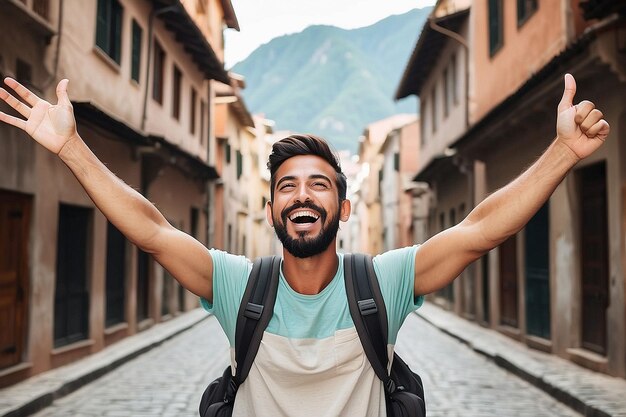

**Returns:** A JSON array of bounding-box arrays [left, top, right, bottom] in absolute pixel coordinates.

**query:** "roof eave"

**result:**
[[152, 0, 230, 84], [395, 8, 469, 100]]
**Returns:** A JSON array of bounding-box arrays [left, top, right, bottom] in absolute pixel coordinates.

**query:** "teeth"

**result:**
[[289, 210, 319, 221]]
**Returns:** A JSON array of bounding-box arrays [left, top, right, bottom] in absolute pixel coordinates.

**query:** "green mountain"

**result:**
[[231, 8, 430, 153]]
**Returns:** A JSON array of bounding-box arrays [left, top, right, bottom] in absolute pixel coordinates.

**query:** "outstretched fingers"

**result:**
[[3, 77, 40, 107], [0, 109, 27, 131], [0, 87, 31, 119]]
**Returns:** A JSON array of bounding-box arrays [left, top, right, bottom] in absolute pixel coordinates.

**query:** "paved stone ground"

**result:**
[[395, 313, 580, 417], [30, 314, 580, 417]]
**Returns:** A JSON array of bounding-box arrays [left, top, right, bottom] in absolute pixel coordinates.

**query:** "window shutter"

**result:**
[[112, 1, 123, 64], [96, 0, 109, 52]]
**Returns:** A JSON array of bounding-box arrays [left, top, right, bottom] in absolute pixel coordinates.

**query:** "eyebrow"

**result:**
[[275, 174, 333, 189]]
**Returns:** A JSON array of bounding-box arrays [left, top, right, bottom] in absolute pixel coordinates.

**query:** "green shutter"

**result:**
[[236, 150, 243, 179]]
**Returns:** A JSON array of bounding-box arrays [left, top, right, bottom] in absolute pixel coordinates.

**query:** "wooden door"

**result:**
[[525, 203, 551, 339], [499, 235, 518, 327], [55, 204, 91, 347], [579, 163, 609, 354], [105, 222, 126, 327], [136, 249, 150, 322], [0, 191, 31, 369]]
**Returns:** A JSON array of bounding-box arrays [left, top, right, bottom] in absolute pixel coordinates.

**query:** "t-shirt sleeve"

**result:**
[[373, 245, 424, 345], [200, 249, 252, 346]]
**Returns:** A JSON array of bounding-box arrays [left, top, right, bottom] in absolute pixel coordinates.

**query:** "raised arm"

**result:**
[[0, 78, 215, 301], [413, 74, 610, 296]]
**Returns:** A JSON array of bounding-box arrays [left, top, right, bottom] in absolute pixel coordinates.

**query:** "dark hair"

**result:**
[[267, 134, 347, 202]]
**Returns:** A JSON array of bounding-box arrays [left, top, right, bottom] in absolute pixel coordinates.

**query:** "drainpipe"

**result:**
[[141, 5, 178, 132], [42, 0, 64, 90], [429, 17, 470, 129]]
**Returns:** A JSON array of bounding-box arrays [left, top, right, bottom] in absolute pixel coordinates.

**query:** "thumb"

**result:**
[[56, 79, 71, 106], [558, 73, 576, 113]]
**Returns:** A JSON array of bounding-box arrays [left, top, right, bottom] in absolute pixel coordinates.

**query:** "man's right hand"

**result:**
[[0, 77, 78, 154], [1, 77, 215, 302]]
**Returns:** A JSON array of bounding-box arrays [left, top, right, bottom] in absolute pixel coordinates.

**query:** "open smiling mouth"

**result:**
[[288, 210, 320, 225]]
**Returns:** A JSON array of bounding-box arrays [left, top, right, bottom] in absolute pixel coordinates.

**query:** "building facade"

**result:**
[[397, 0, 626, 378], [0, 0, 237, 386]]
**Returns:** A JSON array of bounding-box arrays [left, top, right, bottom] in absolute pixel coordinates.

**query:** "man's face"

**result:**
[[267, 155, 350, 258]]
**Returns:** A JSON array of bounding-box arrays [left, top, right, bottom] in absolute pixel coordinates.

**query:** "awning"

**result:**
[[412, 153, 455, 183], [74, 101, 218, 180]]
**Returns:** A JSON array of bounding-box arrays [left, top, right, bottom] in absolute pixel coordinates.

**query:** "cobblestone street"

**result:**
[[29, 313, 581, 417]]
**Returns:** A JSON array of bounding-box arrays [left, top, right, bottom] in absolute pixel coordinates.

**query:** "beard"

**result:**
[[272, 202, 340, 258]]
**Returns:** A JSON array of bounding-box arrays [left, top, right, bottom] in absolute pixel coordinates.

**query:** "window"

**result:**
[[33, 0, 50, 20], [55, 204, 91, 347], [225, 143, 231, 164], [488, 0, 504, 56], [431, 87, 437, 133], [105, 222, 126, 327], [96, 0, 123, 64], [130, 20, 142, 83], [172, 65, 182, 120], [443, 67, 450, 118], [394, 152, 400, 172], [190, 88, 197, 135], [152, 40, 165, 104], [517, 0, 538, 27]]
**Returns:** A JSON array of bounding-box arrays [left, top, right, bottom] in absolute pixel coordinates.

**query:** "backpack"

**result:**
[[199, 254, 426, 417]]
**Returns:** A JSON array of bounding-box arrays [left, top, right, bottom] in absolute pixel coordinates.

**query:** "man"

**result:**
[[0, 74, 609, 416]]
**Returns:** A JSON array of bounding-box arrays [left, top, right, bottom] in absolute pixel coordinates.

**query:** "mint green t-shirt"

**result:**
[[200, 246, 424, 417], [201, 246, 423, 346]]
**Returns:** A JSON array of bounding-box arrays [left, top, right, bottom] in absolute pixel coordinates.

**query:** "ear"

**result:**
[[339, 199, 351, 222], [265, 200, 274, 227]]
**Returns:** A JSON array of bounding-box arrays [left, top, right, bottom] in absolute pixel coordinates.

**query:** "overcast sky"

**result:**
[[224, 0, 436, 68]]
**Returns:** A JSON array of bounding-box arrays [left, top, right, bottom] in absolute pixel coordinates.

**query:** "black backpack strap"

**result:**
[[344, 253, 396, 393], [233, 255, 281, 386]]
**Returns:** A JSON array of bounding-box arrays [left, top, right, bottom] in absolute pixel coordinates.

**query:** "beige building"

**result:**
[[379, 118, 419, 251], [250, 115, 278, 259], [397, 0, 626, 378], [213, 74, 254, 255], [396, 0, 472, 313], [357, 114, 416, 255], [0, 0, 237, 386]]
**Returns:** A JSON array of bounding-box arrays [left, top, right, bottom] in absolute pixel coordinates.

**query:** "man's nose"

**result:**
[[294, 184, 312, 204]]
